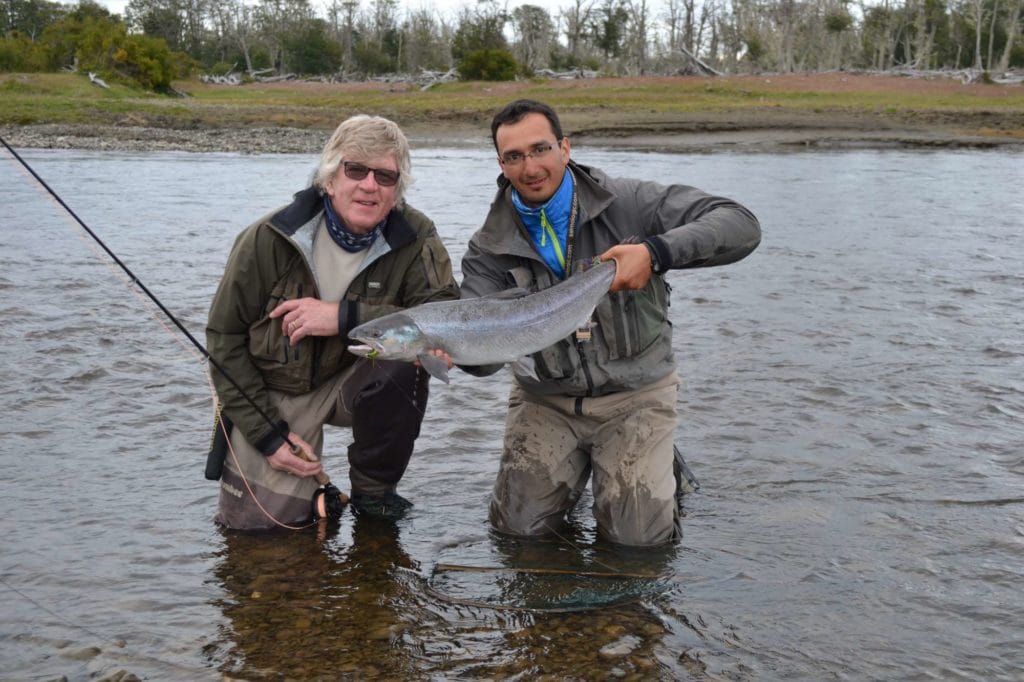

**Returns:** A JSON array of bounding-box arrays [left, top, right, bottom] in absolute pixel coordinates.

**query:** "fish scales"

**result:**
[[347, 261, 616, 378]]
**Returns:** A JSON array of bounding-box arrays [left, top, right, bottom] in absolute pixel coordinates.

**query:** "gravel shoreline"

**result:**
[[3, 122, 1022, 154]]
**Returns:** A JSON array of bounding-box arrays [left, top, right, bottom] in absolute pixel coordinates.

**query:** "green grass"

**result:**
[[2, 71, 1022, 136]]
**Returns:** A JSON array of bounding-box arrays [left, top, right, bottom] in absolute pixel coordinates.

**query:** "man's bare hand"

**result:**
[[599, 243, 653, 292], [416, 348, 454, 370], [266, 433, 322, 477], [270, 298, 340, 345]]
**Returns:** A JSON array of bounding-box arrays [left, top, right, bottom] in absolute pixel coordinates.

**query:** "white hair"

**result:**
[[313, 115, 412, 198]]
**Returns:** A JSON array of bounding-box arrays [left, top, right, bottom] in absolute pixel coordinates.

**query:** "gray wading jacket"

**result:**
[[207, 186, 459, 454], [460, 161, 761, 397]]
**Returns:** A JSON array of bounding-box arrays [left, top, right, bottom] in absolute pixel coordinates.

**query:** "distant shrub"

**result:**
[[824, 10, 853, 34], [0, 34, 50, 71], [457, 48, 517, 81], [209, 61, 235, 76], [39, 11, 192, 91], [112, 33, 192, 90], [1011, 44, 1024, 68]]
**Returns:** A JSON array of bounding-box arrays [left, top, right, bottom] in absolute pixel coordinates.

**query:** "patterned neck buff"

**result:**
[[322, 195, 383, 252]]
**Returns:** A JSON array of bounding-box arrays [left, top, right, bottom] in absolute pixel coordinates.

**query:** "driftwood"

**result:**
[[88, 71, 110, 89], [532, 68, 599, 80], [257, 73, 296, 83], [416, 68, 459, 90], [200, 73, 242, 84], [676, 46, 722, 76], [883, 67, 1024, 85], [196, 65, 1023, 89]]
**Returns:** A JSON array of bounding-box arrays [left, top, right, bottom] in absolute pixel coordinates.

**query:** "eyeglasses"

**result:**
[[342, 161, 400, 187], [499, 142, 558, 167]]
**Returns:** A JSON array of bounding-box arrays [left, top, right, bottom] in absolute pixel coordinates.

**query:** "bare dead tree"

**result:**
[[971, 0, 985, 67], [997, 0, 1023, 71], [625, 0, 651, 74], [559, 0, 596, 65], [987, 0, 1000, 70]]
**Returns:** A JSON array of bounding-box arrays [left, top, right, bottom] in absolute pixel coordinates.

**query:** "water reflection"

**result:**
[[420, 530, 686, 679], [212, 516, 417, 678], [211, 505, 685, 678], [432, 524, 677, 607]]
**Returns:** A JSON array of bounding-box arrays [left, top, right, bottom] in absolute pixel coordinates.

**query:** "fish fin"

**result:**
[[510, 356, 538, 381], [417, 353, 450, 384], [482, 287, 531, 300]]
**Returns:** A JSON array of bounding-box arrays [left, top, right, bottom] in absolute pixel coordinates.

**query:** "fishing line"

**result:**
[[2, 139, 434, 531], [0, 135, 337, 532], [0, 575, 121, 644], [542, 522, 627, 575], [0, 137, 303, 452]]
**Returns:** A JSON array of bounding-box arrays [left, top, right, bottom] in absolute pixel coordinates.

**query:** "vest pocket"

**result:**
[[250, 279, 305, 368], [593, 283, 665, 360], [531, 338, 581, 381]]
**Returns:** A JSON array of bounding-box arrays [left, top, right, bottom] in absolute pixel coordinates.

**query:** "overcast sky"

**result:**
[[77, 0, 535, 21]]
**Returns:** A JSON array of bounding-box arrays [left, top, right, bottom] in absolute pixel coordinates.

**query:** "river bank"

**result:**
[[2, 72, 1022, 153], [4, 117, 1020, 154]]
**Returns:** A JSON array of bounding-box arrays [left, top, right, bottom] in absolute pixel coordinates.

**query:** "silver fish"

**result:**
[[347, 260, 617, 383]]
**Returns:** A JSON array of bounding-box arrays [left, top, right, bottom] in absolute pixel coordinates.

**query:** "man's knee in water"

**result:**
[[594, 496, 678, 547]]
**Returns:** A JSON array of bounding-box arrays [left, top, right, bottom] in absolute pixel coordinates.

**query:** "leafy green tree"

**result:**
[[111, 32, 188, 88], [451, 2, 508, 61], [352, 36, 394, 74], [38, 0, 191, 89], [255, 0, 315, 73], [40, 1, 115, 71], [126, 0, 184, 51], [591, 0, 629, 59], [743, 30, 766, 67], [283, 19, 340, 74], [1, 0, 67, 38], [456, 47, 517, 80], [0, 32, 50, 69]]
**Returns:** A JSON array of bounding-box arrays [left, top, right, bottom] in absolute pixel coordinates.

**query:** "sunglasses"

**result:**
[[342, 161, 400, 187]]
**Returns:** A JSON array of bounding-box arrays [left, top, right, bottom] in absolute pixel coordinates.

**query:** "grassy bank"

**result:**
[[2, 71, 1023, 143]]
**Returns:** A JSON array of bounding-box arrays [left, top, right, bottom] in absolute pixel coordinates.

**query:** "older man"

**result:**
[[206, 115, 459, 529]]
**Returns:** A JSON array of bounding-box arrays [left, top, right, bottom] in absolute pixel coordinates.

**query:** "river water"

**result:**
[[1, 145, 1022, 680]]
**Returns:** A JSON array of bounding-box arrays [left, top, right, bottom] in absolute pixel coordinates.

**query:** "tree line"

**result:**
[[2, 0, 1022, 91]]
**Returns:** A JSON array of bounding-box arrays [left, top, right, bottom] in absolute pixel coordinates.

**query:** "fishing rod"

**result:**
[[0, 135, 334, 491]]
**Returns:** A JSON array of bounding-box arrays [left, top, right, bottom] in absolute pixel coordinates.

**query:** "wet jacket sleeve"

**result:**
[[206, 225, 289, 456], [626, 179, 761, 272]]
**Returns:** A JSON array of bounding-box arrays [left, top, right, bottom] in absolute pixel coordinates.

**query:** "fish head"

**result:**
[[347, 313, 425, 361]]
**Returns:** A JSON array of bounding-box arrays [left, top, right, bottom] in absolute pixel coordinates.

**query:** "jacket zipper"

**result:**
[[294, 283, 302, 362]]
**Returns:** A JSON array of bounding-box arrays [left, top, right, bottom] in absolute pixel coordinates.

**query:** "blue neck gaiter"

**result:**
[[511, 170, 574, 278]]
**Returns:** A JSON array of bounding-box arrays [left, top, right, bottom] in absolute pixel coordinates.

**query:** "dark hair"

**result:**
[[490, 99, 564, 150]]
